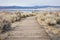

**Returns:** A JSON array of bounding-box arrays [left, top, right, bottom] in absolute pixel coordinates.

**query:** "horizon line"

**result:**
[[0, 5, 60, 6]]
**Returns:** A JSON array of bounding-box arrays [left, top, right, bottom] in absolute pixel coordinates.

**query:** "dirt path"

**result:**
[[6, 16, 51, 40]]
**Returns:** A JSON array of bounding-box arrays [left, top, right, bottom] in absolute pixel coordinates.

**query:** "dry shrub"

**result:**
[[37, 12, 60, 38], [0, 11, 21, 40], [0, 19, 4, 33], [21, 12, 37, 18], [0, 18, 11, 40], [21, 13, 28, 18], [21, 14, 26, 18], [14, 12, 21, 21], [1, 11, 21, 23]]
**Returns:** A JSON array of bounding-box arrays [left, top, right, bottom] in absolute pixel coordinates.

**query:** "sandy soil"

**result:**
[[5, 16, 51, 40]]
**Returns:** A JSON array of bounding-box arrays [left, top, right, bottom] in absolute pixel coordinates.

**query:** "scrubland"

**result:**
[[0, 10, 60, 40], [0, 11, 36, 40], [37, 11, 60, 39]]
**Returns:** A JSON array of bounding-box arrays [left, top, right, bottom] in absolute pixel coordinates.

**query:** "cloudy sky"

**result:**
[[0, 0, 60, 6]]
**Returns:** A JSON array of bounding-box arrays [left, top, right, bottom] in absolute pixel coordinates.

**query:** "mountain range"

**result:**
[[0, 6, 60, 9]]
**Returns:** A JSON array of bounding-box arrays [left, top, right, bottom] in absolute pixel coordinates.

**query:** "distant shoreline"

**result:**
[[0, 7, 60, 12]]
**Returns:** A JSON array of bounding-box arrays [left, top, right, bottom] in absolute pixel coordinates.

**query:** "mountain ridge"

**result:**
[[0, 6, 60, 9]]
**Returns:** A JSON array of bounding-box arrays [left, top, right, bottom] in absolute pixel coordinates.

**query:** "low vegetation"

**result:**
[[37, 11, 60, 39], [0, 11, 22, 40], [0, 11, 36, 40]]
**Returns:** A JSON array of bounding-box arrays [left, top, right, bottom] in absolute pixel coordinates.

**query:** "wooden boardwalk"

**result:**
[[6, 16, 51, 40]]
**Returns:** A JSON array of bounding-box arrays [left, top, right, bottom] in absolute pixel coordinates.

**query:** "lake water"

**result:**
[[0, 8, 60, 12], [0, 9, 41, 12]]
